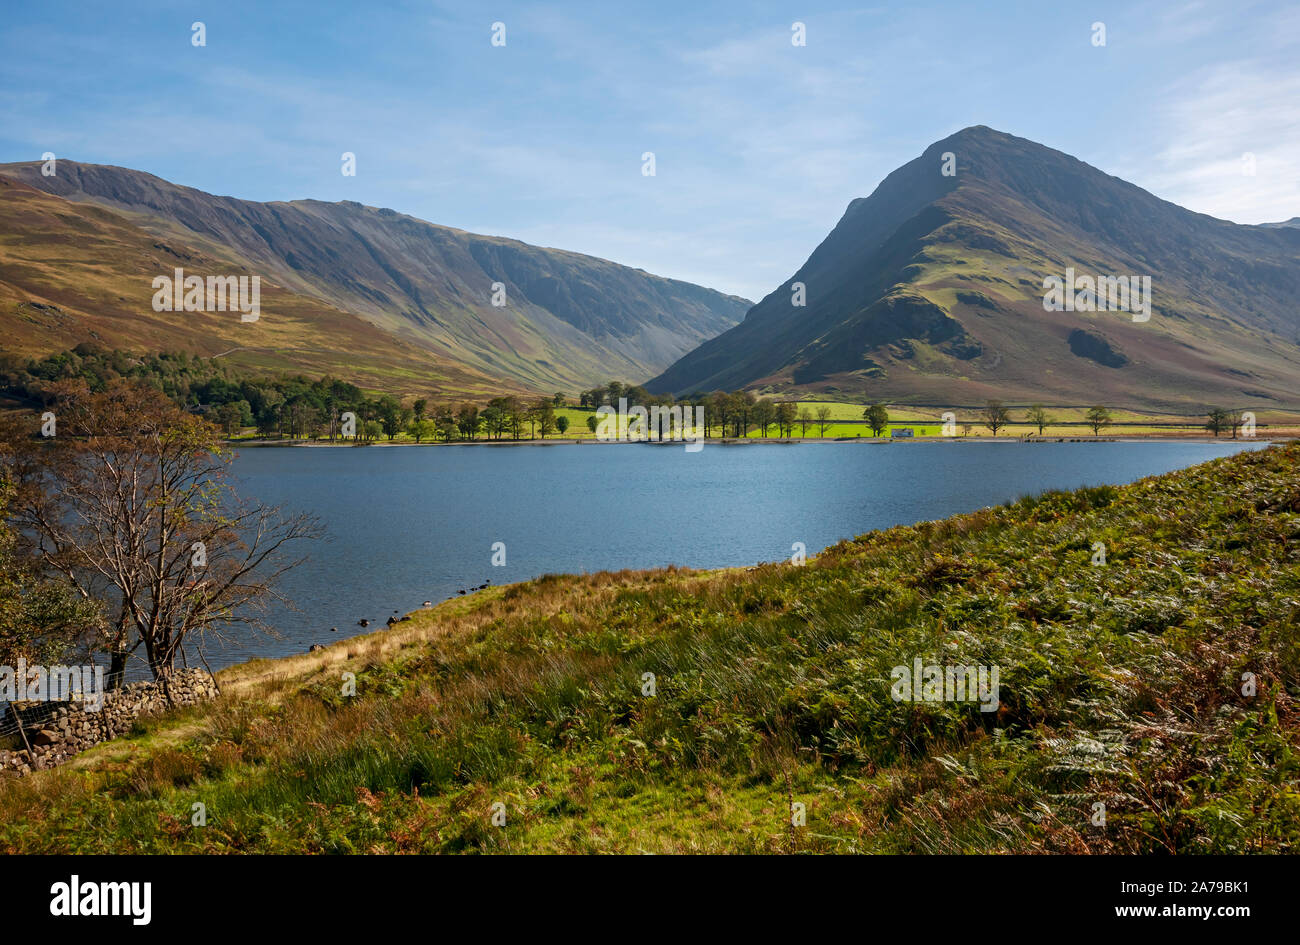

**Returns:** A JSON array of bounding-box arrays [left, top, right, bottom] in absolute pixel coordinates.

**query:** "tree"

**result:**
[[815, 405, 833, 437], [456, 404, 480, 441], [376, 394, 403, 441], [412, 399, 427, 424], [797, 407, 812, 437], [482, 401, 508, 440], [1206, 407, 1228, 437], [409, 418, 436, 443], [864, 404, 890, 437], [724, 391, 754, 437], [0, 481, 99, 668], [426, 403, 456, 442], [982, 400, 1010, 436], [752, 399, 776, 437], [1086, 405, 1112, 436], [2, 382, 320, 685], [707, 391, 730, 438], [552, 392, 566, 407], [214, 402, 242, 437], [255, 393, 282, 437], [586, 414, 598, 433], [776, 402, 797, 438], [1229, 410, 1247, 439], [282, 398, 318, 440], [556, 415, 570, 435], [505, 397, 525, 440], [1025, 404, 1051, 436], [532, 399, 556, 439]]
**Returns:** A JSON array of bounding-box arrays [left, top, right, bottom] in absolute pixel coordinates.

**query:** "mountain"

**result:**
[[649, 126, 1300, 411], [0, 174, 508, 397], [0, 161, 748, 395]]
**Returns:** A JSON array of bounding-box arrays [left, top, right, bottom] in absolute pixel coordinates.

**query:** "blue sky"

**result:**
[[2, 0, 1296, 300]]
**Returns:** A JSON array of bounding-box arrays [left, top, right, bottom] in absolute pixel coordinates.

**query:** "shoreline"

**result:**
[[228, 434, 1292, 448], [61, 430, 1292, 688]]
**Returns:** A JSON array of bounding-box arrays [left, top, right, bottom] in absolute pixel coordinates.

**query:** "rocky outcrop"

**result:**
[[0, 670, 218, 776]]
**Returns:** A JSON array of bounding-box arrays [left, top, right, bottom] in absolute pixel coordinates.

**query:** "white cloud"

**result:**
[[1119, 58, 1300, 224]]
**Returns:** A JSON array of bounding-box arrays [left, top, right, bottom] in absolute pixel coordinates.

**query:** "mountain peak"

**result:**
[[649, 129, 1300, 410]]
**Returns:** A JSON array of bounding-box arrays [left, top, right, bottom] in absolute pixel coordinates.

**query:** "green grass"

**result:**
[[2, 444, 1298, 853]]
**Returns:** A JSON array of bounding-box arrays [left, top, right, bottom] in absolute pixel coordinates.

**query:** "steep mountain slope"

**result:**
[[649, 126, 1300, 411], [0, 161, 748, 392], [0, 175, 504, 397]]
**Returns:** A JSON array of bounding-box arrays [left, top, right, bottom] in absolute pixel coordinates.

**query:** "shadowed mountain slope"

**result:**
[[650, 126, 1300, 412]]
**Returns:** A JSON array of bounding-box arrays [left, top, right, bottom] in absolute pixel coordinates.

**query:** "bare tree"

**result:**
[[815, 405, 833, 437], [982, 400, 1010, 436], [3, 381, 320, 687], [1205, 407, 1228, 437], [1025, 404, 1051, 436]]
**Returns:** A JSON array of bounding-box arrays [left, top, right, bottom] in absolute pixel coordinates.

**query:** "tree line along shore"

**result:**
[[0, 345, 1283, 445]]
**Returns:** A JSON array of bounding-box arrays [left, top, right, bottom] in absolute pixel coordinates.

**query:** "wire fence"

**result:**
[[0, 701, 68, 739], [2, 657, 125, 742], [2, 641, 222, 748]]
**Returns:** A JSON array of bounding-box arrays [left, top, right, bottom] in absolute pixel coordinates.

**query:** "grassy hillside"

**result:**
[[2, 444, 1297, 853], [0, 162, 749, 393], [0, 175, 509, 399]]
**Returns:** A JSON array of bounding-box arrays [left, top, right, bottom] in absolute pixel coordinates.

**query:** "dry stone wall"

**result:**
[[0, 670, 218, 775]]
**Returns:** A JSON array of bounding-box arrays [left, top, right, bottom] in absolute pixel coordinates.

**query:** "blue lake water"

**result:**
[[207, 439, 1266, 667]]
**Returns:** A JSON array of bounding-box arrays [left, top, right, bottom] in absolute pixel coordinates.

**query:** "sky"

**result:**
[[2, 0, 1297, 301]]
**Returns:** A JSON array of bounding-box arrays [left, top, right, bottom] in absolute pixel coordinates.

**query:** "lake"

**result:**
[[205, 439, 1265, 667]]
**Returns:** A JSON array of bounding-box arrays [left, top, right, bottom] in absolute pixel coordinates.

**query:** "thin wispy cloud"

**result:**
[[1118, 61, 1300, 224]]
